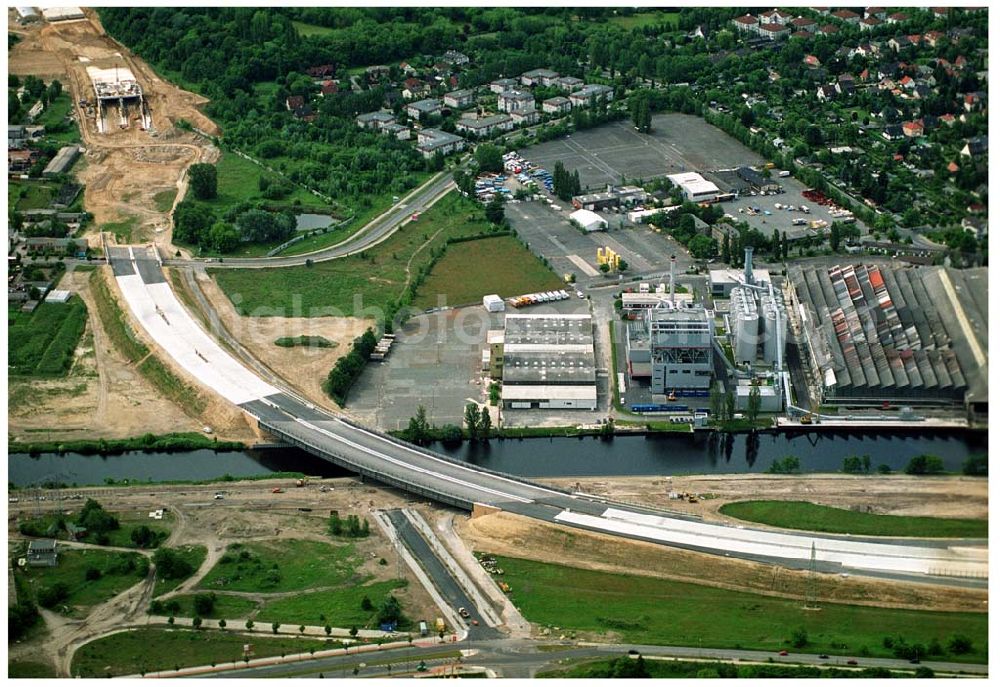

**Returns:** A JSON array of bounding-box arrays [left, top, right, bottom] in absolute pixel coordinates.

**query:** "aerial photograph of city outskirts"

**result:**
[[5, 3, 989, 680]]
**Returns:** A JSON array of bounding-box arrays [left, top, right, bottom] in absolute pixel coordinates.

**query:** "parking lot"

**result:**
[[519, 113, 765, 190]]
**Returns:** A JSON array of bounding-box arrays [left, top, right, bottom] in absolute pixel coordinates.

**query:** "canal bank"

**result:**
[[9, 429, 986, 488]]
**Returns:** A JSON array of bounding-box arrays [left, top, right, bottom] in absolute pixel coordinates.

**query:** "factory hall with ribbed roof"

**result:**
[[789, 264, 987, 418]]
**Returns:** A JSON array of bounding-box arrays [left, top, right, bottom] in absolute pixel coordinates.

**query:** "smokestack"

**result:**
[[744, 246, 754, 286], [669, 254, 676, 306]]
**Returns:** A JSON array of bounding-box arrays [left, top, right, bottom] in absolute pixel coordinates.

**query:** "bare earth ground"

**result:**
[[190, 272, 370, 411], [455, 511, 987, 618], [8, 268, 204, 443], [8, 477, 440, 677], [8, 11, 219, 248], [539, 474, 989, 522]]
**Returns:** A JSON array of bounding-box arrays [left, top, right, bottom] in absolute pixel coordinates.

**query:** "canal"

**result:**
[[9, 430, 987, 488]]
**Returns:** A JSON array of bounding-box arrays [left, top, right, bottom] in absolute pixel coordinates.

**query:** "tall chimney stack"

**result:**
[[669, 254, 676, 306], [744, 246, 754, 286]]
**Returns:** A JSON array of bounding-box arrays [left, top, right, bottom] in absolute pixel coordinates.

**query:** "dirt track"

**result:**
[[9, 11, 219, 247]]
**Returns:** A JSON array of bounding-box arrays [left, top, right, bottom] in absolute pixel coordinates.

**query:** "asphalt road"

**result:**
[[204, 637, 988, 679], [164, 170, 455, 269]]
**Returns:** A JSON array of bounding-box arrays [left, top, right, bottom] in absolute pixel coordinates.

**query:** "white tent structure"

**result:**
[[569, 208, 607, 232]]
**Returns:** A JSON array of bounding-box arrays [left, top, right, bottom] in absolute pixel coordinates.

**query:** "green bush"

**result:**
[[904, 455, 945, 475]]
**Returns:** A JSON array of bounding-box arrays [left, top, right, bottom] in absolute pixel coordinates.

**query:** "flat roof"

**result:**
[[569, 208, 606, 226], [666, 172, 720, 196], [503, 385, 597, 401], [710, 268, 771, 285]]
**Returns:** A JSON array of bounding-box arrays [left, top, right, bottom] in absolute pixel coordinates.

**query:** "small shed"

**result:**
[[483, 294, 505, 313], [45, 289, 72, 304], [27, 539, 58, 567]]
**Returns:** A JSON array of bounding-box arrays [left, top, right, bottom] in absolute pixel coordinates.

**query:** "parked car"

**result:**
[[778, 650, 789, 656]]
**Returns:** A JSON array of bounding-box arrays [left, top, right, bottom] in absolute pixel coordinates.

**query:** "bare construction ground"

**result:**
[[455, 510, 987, 616], [8, 477, 442, 677], [181, 270, 370, 411], [538, 474, 989, 522], [8, 10, 219, 247], [9, 268, 205, 443]]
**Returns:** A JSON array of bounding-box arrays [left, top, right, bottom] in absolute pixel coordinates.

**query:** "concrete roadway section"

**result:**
[[206, 637, 988, 679], [164, 171, 455, 269], [108, 247, 988, 587]]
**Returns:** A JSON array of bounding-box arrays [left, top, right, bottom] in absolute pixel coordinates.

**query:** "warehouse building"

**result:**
[[42, 145, 80, 176], [498, 314, 597, 410], [666, 172, 721, 202], [789, 263, 988, 415]]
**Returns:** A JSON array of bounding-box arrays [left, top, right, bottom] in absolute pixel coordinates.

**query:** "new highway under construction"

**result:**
[[105, 244, 988, 589]]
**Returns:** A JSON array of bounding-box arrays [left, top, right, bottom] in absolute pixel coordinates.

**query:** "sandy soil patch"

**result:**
[[539, 474, 988, 522], [192, 271, 370, 410], [455, 511, 987, 614]]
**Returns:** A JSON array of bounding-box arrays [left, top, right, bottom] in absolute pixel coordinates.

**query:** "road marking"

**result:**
[[567, 254, 600, 277]]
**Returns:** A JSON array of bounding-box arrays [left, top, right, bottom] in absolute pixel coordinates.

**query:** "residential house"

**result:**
[[920, 114, 938, 132], [511, 110, 539, 126], [415, 128, 465, 159], [8, 148, 33, 172], [732, 14, 759, 32], [497, 90, 535, 114], [882, 124, 904, 140], [402, 78, 430, 100], [886, 12, 909, 24], [758, 9, 792, 24], [443, 89, 476, 109], [521, 68, 560, 87], [293, 105, 315, 122], [963, 92, 985, 112], [860, 16, 882, 30], [931, 7, 951, 18], [306, 64, 334, 79], [489, 78, 518, 94], [901, 120, 924, 138], [554, 76, 584, 92], [406, 98, 443, 120], [455, 113, 514, 138], [382, 89, 403, 109], [356, 111, 397, 130], [8, 125, 26, 149], [924, 30, 945, 47], [865, 8, 888, 20], [816, 84, 837, 101], [399, 61, 417, 76], [947, 160, 960, 174], [803, 54, 822, 68], [961, 216, 986, 240], [320, 81, 339, 96], [285, 95, 305, 111], [836, 74, 856, 95], [791, 30, 813, 39], [850, 43, 880, 59], [442, 50, 470, 66], [758, 23, 789, 40], [939, 113, 957, 126], [832, 9, 861, 23], [382, 123, 411, 141], [817, 24, 839, 35], [27, 539, 58, 567], [569, 84, 614, 108], [960, 136, 987, 157], [789, 16, 817, 32], [542, 96, 572, 115], [365, 65, 390, 82]]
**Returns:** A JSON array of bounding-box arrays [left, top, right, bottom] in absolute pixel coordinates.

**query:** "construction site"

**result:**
[[85, 64, 150, 133]]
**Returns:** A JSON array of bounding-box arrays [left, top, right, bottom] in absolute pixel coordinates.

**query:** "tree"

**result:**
[[747, 384, 761, 425], [948, 634, 973, 655], [904, 454, 944, 475], [219, 619, 227, 630], [208, 221, 240, 253], [349, 625, 359, 638], [478, 406, 492, 439], [485, 194, 505, 225], [404, 405, 432, 444], [829, 222, 841, 252], [130, 525, 159, 548], [791, 627, 808, 648], [464, 402, 481, 440], [153, 547, 194, 580], [193, 593, 216, 616], [376, 594, 404, 626], [272, 622, 280, 634], [961, 454, 987, 476], [245, 619, 255, 631], [721, 231, 731, 264], [188, 163, 218, 200], [617, 258, 629, 272], [192, 616, 203, 629], [361, 596, 374, 612], [709, 384, 723, 419], [299, 624, 306, 634], [688, 234, 718, 260], [325, 624, 332, 637], [599, 263, 611, 274], [474, 143, 503, 173]]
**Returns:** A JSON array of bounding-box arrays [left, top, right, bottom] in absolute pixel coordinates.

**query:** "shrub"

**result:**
[[961, 454, 987, 476], [948, 635, 973, 655], [904, 454, 945, 475], [85, 566, 102, 581], [37, 582, 70, 608], [193, 593, 216, 616]]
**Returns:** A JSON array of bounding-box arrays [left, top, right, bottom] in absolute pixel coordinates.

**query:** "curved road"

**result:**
[[165, 170, 456, 269]]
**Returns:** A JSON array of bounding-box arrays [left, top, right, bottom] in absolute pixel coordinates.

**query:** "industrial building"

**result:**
[[627, 306, 714, 395], [710, 267, 771, 297], [42, 145, 80, 176], [790, 263, 988, 415], [87, 66, 147, 133], [572, 186, 647, 211], [667, 172, 721, 202], [495, 314, 597, 410]]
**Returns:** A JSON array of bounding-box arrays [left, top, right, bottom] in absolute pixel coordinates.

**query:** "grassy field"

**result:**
[[102, 215, 139, 244], [153, 189, 177, 213], [16, 548, 148, 616], [8, 300, 88, 377], [291, 20, 338, 37], [18, 510, 172, 549], [209, 151, 320, 210], [605, 10, 679, 30], [161, 593, 259, 620], [719, 501, 988, 539], [489, 556, 988, 662], [71, 628, 335, 677], [539, 657, 920, 679], [8, 661, 58, 678], [256, 579, 407, 627], [37, 93, 82, 144], [12, 180, 58, 211], [274, 335, 335, 348], [211, 191, 491, 317], [198, 540, 362, 593], [153, 545, 208, 597], [411, 235, 563, 308]]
